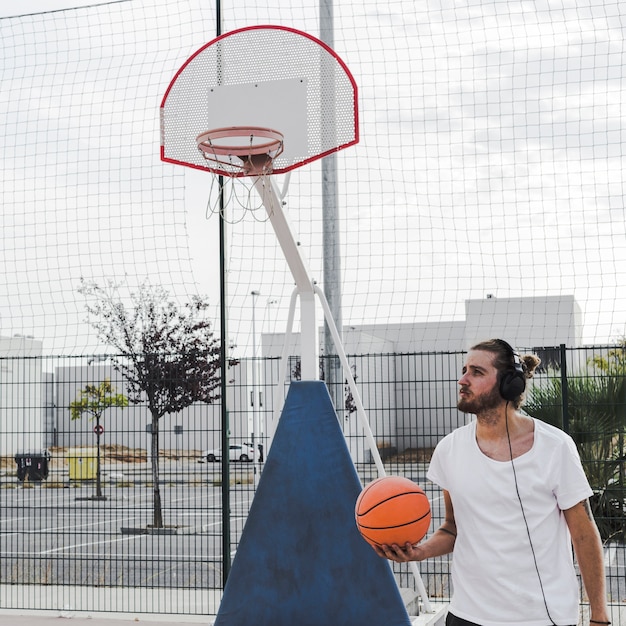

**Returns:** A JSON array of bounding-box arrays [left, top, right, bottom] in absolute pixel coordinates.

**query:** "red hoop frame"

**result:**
[[197, 126, 283, 156], [196, 126, 284, 176]]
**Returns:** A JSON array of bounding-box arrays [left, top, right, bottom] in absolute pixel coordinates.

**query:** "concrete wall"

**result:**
[[53, 361, 255, 455]]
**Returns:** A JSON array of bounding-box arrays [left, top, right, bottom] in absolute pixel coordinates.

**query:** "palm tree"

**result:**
[[526, 354, 625, 542]]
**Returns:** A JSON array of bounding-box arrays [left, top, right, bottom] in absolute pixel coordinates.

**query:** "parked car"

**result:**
[[200, 443, 255, 463]]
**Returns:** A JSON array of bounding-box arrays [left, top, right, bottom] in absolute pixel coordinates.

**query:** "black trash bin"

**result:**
[[14, 450, 51, 482]]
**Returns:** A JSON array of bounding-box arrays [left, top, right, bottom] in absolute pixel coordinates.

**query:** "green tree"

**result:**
[[70, 378, 128, 499], [526, 354, 626, 542], [79, 278, 227, 528]]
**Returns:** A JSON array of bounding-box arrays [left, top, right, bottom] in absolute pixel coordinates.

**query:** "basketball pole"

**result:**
[[160, 21, 363, 601], [252, 177, 433, 614], [215, 0, 232, 584], [252, 177, 318, 380], [320, 0, 344, 428]]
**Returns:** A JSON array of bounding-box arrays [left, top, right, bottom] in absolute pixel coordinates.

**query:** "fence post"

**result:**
[[559, 344, 569, 434]]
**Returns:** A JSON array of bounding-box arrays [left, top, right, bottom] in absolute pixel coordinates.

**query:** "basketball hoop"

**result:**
[[161, 25, 359, 221], [197, 126, 284, 222], [196, 126, 284, 177]]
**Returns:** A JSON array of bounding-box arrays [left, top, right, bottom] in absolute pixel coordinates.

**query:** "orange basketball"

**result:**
[[355, 476, 431, 548]]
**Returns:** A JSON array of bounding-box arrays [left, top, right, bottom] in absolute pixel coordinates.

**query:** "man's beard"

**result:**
[[457, 384, 502, 415]]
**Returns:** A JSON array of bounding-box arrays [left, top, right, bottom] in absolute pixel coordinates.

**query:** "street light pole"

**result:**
[[251, 290, 260, 485]]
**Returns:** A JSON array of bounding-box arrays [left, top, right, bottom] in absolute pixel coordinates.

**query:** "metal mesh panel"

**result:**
[[160, 26, 358, 174]]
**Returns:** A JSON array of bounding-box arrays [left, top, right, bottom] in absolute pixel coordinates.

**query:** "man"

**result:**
[[375, 339, 610, 626]]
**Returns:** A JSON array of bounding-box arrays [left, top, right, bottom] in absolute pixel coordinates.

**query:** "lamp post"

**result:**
[[250, 290, 260, 484]]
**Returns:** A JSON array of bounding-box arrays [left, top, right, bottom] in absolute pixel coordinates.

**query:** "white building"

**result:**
[[1, 295, 584, 460], [0, 335, 44, 457], [260, 295, 583, 457], [261, 294, 583, 357]]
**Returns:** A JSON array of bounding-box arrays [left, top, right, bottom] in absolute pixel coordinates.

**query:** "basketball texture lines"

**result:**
[[355, 476, 431, 548]]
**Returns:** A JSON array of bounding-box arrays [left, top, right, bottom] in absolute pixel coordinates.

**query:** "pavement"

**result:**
[[0, 614, 209, 626], [0, 609, 451, 626], [0, 582, 450, 626]]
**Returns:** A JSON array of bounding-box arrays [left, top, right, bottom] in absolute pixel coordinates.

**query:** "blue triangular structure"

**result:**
[[214, 381, 412, 626]]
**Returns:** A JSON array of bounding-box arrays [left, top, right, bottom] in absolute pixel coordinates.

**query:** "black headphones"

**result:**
[[498, 339, 555, 624], [497, 339, 526, 401]]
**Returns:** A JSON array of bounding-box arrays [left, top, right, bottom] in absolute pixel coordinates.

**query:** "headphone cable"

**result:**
[[505, 404, 557, 626]]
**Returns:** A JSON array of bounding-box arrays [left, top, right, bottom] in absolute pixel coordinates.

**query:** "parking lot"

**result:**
[[0, 459, 436, 589], [0, 459, 624, 618], [0, 460, 253, 591]]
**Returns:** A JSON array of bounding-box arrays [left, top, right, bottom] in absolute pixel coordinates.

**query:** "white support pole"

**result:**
[[252, 177, 318, 379], [270, 288, 299, 440], [314, 284, 434, 614], [313, 285, 384, 474], [253, 177, 433, 613], [299, 290, 318, 380], [252, 178, 313, 294]]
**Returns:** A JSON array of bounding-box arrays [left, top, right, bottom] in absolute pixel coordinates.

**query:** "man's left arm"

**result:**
[[564, 500, 610, 625]]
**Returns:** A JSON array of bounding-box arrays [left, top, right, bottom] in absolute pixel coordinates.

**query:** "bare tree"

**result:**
[[79, 278, 225, 528]]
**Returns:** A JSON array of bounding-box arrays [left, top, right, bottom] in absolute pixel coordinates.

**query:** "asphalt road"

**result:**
[[1, 460, 255, 590], [0, 460, 623, 615], [0, 460, 436, 589]]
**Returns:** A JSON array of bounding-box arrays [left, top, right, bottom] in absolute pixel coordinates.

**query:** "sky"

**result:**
[[0, 0, 125, 18], [1, 0, 625, 355]]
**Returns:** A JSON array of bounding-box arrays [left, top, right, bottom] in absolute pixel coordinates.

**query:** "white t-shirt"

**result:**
[[427, 418, 592, 626]]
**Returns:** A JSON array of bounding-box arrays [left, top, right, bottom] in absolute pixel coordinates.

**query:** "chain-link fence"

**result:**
[[0, 347, 624, 617]]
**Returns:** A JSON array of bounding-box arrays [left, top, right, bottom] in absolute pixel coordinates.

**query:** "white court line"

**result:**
[[33, 515, 236, 556], [3, 488, 240, 559], [9, 514, 140, 535], [39, 551, 214, 560], [604, 544, 617, 567], [40, 532, 145, 554], [0, 516, 29, 525]]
